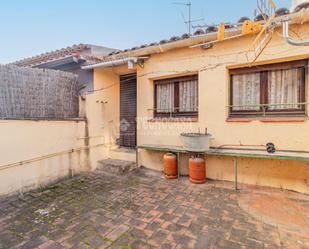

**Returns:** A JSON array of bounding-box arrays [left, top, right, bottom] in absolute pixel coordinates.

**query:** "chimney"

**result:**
[[291, 0, 309, 11]]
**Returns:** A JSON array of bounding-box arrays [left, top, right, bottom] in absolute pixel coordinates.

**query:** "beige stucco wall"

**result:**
[[0, 119, 104, 196], [93, 23, 309, 193], [85, 66, 137, 162]]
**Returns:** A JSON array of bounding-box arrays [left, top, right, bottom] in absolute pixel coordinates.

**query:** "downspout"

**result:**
[[282, 17, 309, 46]]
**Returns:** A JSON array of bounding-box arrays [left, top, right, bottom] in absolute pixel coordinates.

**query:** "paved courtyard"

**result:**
[[0, 168, 308, 249]]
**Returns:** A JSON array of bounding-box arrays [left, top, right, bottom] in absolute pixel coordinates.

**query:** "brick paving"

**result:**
[[0, 168, 308, 249]]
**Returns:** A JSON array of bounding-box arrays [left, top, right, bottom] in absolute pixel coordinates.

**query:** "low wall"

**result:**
[[138, 150, 309, 194], [206, 156, 309, 193], [0, 119, 105, 196]]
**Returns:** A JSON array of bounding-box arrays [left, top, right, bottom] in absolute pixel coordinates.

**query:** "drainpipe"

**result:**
[[81, 57, 147, 70], [282, 17, 309, 46]]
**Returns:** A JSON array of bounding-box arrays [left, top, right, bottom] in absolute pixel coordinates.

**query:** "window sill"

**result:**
[[259, 117, 307, 122], [226, 118, 253, 122], [148, 117, 198, 123], [226, 117, 307, 123]]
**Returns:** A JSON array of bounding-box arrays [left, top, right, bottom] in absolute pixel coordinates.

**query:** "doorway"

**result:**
[[119, 74, 137, 148]]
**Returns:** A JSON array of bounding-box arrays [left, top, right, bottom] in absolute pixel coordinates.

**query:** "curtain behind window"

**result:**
[[232, 73, 260, 111], [268, 68, 302, 110], [179, 79, 198, 112], [156, 83, 174, 113]]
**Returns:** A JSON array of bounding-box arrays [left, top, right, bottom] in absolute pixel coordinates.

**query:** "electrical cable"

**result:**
[[82, 28, 309, 95]]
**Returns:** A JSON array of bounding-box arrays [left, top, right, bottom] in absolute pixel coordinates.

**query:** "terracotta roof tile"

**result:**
[[105, 5, 295, 58], [12, 44, 112, 67], [14, 5, 298, 68], [13, 44, 90, 66]]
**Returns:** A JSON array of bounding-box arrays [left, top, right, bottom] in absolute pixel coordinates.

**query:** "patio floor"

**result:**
[[0, 168, 308, 249]]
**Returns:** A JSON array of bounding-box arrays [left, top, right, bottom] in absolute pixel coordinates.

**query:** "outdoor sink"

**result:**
[[180, 132, 212, 152]]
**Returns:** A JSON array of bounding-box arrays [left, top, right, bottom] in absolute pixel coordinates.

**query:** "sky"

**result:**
[[0, 0, 291, 64]]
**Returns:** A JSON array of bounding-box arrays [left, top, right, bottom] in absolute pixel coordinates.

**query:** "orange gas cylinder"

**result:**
[[163, 153, 178, 179], [189, 157, 206, 184]]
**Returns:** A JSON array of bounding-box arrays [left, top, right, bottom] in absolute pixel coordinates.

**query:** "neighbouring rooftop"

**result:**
[[12, 44, 117, 67]]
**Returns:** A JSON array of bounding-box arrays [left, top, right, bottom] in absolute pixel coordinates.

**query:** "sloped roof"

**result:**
[[12, 4, 309, 69], [12, 44, 116, 67], [96, 6, 309, 65]]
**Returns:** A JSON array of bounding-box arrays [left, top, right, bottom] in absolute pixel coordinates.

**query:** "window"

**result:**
[[154, 75, 198, 118], [229, 60, 307, 117]]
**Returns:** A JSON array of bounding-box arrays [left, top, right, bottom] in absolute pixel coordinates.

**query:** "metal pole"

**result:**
[[227, 102, 309, 109], [136, 147, 139, 169], [234, 157, 238, 191], [177, 152, 180, 179], [204, 154, 207, 182], [188, 1, 191, 35]]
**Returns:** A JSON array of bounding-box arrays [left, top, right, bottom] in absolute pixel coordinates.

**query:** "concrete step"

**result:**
[[109, 147, 136, 162], [97, 159, 137, 175]]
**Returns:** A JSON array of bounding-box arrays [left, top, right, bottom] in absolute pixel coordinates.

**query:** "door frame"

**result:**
[[119, 73, 137, 148]]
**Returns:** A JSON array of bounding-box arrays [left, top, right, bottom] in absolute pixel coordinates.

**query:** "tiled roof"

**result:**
[[105, 6, 294, 58], [12, 3, 309, 68], [80, 54, 107, 64], [12, 44, 113, 67]]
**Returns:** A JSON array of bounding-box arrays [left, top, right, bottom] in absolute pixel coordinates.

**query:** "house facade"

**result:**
[[83, 9, 309, 194]]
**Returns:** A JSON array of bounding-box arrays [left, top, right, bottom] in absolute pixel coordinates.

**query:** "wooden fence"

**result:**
[[0, 65, 79, 119]]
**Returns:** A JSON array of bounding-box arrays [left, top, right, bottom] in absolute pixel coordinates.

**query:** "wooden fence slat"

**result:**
[[0, 65, 79, 119]]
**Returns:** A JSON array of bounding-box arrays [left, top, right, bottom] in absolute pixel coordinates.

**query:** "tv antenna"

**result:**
[[173, 1, 203, 35], [246, 0, 277, 65]]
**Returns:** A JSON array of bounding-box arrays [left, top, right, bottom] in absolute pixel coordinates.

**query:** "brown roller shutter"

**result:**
[[119, 74, 137, 148]]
